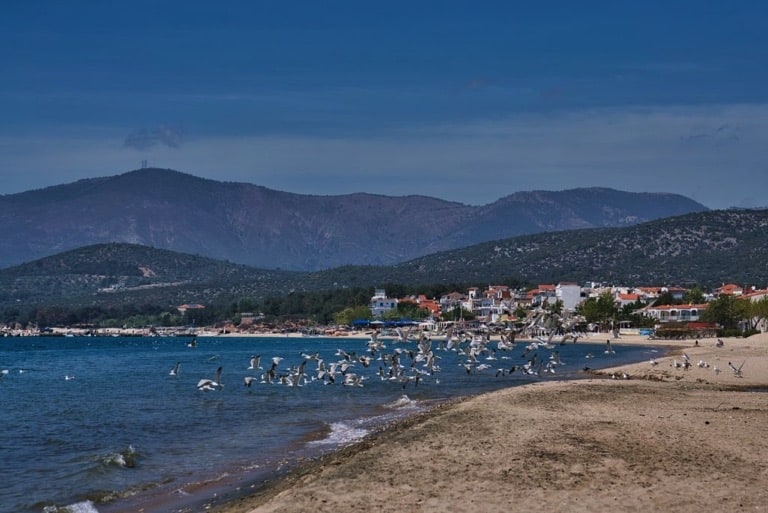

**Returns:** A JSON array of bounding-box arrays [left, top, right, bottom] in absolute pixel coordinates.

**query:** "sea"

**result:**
[[0, 334, 661, 513]]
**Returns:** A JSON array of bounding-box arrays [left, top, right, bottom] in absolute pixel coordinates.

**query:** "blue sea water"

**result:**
[[0, 335, 661, 513]]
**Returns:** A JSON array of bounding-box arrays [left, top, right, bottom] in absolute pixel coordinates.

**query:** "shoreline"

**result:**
[[207, 332, 768, 513]]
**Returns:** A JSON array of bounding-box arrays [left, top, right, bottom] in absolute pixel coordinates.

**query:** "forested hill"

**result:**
[[0, 208, 766, 314]]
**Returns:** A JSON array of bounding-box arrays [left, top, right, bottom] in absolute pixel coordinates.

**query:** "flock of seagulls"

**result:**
[[181, 327, 610, 393], [658, 349, 746, 378], [0, 333, 750, 388]]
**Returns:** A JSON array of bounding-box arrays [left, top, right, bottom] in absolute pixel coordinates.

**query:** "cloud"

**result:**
[[124, 124, 183, 151], [680, 124, 741, 146]]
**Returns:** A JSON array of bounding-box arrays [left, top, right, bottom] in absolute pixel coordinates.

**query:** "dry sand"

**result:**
[[212, 333, 768, 513]]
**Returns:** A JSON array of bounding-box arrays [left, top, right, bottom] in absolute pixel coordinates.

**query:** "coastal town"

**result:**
[[5, 280, 767, 339]]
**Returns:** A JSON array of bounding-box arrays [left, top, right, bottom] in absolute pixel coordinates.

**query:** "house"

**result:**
[[370, 289, 397, 318], [717, 283, 744, 296], [615, 293, 642, 308], [439, 291, 466, 313], [742, 287, 768, 302], [177, 303, 205, 314], [416, 296, 441, 317], [527, 284, 557, 307]]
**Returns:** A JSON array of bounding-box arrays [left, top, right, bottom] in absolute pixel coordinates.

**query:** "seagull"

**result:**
[[0, 369, 8, 378], [262, 362, 278, 383], [728, 361, 745, 377], [248, 355, 262, 370], [197, 366, 223, 391], [169, 362, 180, 376], [649, 358, 659, 366], [244, 376, 257, 387]]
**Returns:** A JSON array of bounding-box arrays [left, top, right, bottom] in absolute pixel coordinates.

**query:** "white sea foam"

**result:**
[[309, 421, 370, 447], [43, 500, 101, 513], [385, 394, 419, 410]]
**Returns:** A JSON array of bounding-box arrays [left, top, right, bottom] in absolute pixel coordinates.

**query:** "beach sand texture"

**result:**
[[213, 333, 768, 513]]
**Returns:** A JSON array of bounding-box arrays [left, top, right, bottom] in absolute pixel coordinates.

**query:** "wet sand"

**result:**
[[210, 333, 768, 513]]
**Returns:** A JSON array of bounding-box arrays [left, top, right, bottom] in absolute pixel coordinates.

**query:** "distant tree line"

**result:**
[[0, 281, 486, 329]]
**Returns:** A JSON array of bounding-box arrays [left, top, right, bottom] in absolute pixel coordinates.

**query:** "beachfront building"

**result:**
[[640, 303, 709, 323], [555, 282, 582, 311], [370, 289, 397, 318]]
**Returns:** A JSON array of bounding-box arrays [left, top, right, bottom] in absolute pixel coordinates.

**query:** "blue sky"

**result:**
[[1, 1, 766, 209]]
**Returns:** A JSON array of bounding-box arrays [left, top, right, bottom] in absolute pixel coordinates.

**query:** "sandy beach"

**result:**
[[211, 333, 768, 513]]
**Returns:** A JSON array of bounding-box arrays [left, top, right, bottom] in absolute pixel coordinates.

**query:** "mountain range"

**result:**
[[0, 168, 707, 271]]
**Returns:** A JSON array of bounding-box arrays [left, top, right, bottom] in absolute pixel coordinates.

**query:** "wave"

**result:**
[[308, 395, 427, 448], [98, 444, 138, 469], [384, 393, 421, 410], [308, 420, 370, 447], [43, 500, 100, 513]]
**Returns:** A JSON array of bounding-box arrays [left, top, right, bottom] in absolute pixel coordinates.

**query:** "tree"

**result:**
[[683, 287, 706, 304], [744, 296, 768, 331], [577, 291, 618, 327], [442, 306, 475, 321], [513, 304, 528, 320], [333, 305, 372, 326], [652, 291, 679, 307], [700, 294, 748, 331]]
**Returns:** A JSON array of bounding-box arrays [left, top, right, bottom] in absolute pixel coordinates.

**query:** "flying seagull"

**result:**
[[169, 362, 180, 376], [728, 361, 745, 377], [197, 366, 223, 391]]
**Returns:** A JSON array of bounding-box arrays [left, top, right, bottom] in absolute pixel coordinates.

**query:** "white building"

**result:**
[[556, 282, 582, 311], [370, 289, 397, 318]]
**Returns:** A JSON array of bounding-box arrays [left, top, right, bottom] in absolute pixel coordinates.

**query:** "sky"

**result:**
[[1, 1, 767, 210]]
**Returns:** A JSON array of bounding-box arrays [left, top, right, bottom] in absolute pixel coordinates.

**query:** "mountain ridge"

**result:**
[[0, 168, 708, 270]]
